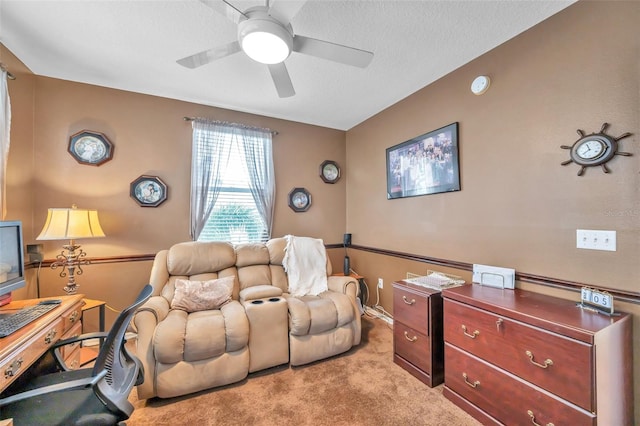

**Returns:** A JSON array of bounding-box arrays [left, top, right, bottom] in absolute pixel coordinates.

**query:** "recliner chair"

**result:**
[[133, 238, 361, 400]]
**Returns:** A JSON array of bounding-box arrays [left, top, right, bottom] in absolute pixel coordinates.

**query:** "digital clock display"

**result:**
[[580, 287, 614, 314]]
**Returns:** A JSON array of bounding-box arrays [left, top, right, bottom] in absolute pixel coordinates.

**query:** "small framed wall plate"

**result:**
[[320, 160, 341, 184], [578, 286, 614, 315], [288, 187, 311, 212], [68, 130, 114, 166], [130, 175, 168, 207]]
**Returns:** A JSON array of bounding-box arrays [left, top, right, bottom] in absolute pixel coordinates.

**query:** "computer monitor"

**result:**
[[0, 220, 26, 298]]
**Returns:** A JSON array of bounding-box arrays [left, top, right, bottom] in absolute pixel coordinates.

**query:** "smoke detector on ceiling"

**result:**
[[471, 75, 491, 95]]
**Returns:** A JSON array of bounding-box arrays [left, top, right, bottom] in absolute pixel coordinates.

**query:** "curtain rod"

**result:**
[[0, 63, 16, 80], [183, 116, 278, 136]]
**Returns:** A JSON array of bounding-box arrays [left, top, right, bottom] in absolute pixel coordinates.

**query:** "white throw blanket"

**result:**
[[283, 235, 328, 297]]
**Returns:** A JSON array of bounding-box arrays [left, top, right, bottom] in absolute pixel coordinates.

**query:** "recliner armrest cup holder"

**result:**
[[242, 296, 289, 372]]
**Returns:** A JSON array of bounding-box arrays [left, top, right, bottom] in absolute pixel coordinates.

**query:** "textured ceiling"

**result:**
[[0, 0, 575, 130]]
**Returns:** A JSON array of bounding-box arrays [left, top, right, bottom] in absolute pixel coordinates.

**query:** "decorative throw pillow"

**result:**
[[171, 276, 235, 312]]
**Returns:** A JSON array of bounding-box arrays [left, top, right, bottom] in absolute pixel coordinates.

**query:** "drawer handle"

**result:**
[[496, 318, 503, 332], [526, 351, 553, 369], [69, 310, 80, 323], [44, 329, 58, 344], [403, 331, 417, 342], [462, 373, 480, 388], [402, 296, 415, 305], [527, 409, 554, 426], [461, 325, 479, 339], [4, 357, 24, 379], [69, 334, 80, 348]]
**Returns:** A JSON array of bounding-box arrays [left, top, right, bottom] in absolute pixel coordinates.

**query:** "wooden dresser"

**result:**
[[392, 280, 444, 387], [0, 295, 84, 393], [442, 284, 632, 426]]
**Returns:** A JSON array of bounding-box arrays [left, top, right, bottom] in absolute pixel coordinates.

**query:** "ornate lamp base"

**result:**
[[51, 241, 90, 295]]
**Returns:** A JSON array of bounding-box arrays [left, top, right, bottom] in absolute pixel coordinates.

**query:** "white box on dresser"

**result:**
[[442, 284, 633, 426]]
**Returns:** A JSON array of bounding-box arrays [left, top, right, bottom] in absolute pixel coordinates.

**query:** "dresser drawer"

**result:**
[[61, 302, 82, 333], [392, 281, 444, 387], [394, 323, 431, 373], [0, 317, 64, 391], [444, 299, 593, 410], [64, 345, 82, 370], [59, 320, 82, 362], [445, 343, 595, 426], [393, 286, 429, 332]]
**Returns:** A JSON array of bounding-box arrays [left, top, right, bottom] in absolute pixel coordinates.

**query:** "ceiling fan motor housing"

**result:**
[[238, 9, 293, 64]]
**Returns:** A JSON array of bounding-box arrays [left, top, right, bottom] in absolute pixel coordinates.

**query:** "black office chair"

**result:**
[[0, 284, 152, 426]]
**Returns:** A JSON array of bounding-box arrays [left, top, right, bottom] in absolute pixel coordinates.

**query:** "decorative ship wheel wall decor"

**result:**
[[561, 123, 633, 176]]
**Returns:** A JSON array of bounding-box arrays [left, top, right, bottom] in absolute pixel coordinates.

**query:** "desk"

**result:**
[[0, 294, 84, 393], [80, 298, 106, 366], [82, 298, 106, 346]]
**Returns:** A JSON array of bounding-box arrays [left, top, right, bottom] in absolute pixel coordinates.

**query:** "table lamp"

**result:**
[[37, 204, 105, 294]]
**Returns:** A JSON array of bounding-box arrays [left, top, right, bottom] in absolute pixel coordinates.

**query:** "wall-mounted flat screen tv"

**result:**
[[386, 122, 460, 199]]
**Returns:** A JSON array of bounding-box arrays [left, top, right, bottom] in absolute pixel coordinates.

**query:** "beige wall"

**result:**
[[346, 1, 638, 294], [2, 46, 37, 303], [26, 77, 346, 256], [2, 47, 347, 325], [345, 1, 639, 421], [2, 46, 35, 238], [3, 0, 639, 421]]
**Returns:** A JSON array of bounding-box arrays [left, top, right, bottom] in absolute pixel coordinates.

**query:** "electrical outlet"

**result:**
[[26, 244, 43, 262], [576, 229, 616, 252], [377, 278, 383, 289]]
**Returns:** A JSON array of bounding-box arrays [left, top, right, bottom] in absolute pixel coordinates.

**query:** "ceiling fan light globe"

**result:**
[[238, 18, 292, 65]]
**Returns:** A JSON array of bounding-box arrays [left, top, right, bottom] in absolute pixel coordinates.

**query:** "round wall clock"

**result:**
[[288, 187, 311, 212], [561, 123, 632, 176], [320, 160, 341, 184], [68, 130, 114, 166]]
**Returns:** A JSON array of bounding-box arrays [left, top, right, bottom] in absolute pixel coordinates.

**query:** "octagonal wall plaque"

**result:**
[[68, 130, 114, 166]]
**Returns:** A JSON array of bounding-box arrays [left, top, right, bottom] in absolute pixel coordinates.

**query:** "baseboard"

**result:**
[[364, 306, 393, 325]]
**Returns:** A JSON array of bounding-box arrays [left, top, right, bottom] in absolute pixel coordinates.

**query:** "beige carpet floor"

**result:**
[[127, 315, 480, 426]]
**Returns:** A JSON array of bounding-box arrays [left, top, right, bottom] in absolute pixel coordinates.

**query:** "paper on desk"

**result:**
[[472, 264, 515, 289]]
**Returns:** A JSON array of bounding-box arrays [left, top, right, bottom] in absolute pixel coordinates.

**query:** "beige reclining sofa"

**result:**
[[133, 237, 361, 399]]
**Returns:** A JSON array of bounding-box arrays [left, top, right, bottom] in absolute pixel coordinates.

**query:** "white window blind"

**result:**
[[195, 129, 270, 244]]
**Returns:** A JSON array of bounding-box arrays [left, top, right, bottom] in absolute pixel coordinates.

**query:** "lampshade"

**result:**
[[37, 205, 105, 241], [238, 17, 292, 64]]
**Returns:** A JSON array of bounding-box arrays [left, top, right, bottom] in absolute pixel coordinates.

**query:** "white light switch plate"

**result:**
[[576, 229, 616, 251]]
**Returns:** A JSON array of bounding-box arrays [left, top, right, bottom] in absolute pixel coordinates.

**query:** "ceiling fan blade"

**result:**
[[198, 0, 244, 23], [176, 41, 241, 69], [293, 35, 373, 68], [268, 0, 308, 24], [267, 63, 295, 98]]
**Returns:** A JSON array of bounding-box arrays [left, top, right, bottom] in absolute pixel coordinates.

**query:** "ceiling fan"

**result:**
[[177, 0, 374, 98]]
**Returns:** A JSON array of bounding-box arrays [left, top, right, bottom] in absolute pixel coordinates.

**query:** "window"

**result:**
[[198, 139, 266, 243], [190, 120, 275, 244]]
